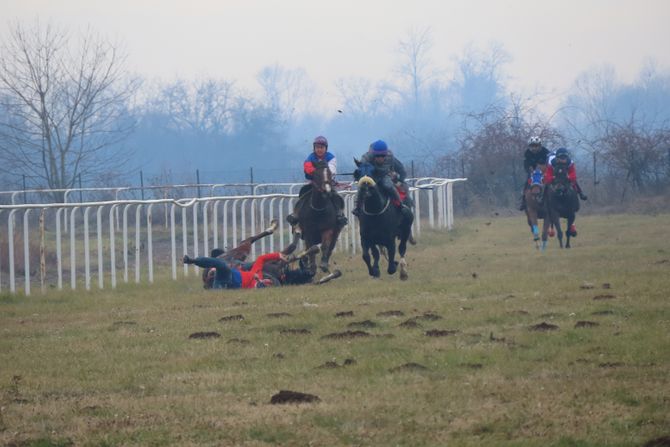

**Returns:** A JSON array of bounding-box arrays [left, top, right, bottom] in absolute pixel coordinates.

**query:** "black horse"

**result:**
[[354, 160, 413, 280], [291, 160, 343, 274], [544, 164, 580, 249]]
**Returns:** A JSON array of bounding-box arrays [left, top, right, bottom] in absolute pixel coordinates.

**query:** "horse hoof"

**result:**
[[320, 264, 330, 273], [400, 271, 408, 281], [372, 268, 380, 278]]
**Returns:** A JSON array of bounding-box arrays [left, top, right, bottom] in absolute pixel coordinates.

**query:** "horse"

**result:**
[[354, 160, 413, 280], [524, 167, 550, 249], [544, 164, 580, 249], [291, 160, 343, 274]]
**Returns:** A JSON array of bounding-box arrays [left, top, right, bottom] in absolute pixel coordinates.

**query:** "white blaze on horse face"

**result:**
[[323, 169, 331, 193]]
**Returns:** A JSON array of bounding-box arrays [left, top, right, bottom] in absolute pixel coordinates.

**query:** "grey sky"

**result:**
[[3, 0, 670, 113]]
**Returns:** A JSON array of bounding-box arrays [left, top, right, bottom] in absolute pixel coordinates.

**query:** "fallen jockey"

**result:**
[[184, 251, 289, 289]]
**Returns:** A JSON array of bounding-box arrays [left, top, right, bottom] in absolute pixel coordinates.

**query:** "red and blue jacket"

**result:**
[[304, 152, 337, 180]]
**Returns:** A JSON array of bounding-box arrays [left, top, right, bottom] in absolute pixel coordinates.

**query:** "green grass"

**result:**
[[1, 213, 669, 446]]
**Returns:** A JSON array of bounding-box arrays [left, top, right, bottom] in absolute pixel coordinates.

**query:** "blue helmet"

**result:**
[[369, 140, 388, 156], [555, 148, 569, 159]]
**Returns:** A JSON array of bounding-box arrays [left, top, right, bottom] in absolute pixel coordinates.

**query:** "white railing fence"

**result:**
[[0, 178, 466, 295]]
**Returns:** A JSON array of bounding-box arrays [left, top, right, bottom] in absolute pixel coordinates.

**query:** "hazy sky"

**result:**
[[3, 0, 670, 113]]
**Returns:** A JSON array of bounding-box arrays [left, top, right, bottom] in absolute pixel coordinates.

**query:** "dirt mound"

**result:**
[[377, 310, 405, 317], [270, 390, 320, 404], [591, 310, 614, 316], [644, 436, 670, 447], [593, 294, 616, 300], [389, 362, 428, 372], [112, 321, 137, 326], [347, 320, 377, 329], [335, 311, 354, 318], [280, 328, 311, 335], [425, 329, 459, 337], [575, 321, 599, 328], [413, 312, 442, 321], [529, 322, 559, 331], [343, 358, 356, 366], [321, 330, 371, 339], [227, 338, 250, 344], [599, 362, 625, 368], [267, 312, 292, 318], [316, 361, 340, 369], [399, 320, 421, 328], [273, 353, 285, 359], [189, 332, 221, 339], [460, 363, 483, 369], [219, 314, 244, 322]]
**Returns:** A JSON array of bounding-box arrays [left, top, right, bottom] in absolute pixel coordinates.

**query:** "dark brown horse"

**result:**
[[544, 164, 580, 249], [291, 161, 343, 274]]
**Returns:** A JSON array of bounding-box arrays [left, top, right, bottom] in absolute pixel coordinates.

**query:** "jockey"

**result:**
[[286, 135, 348, 227], [353, 139, 412, 219], [544, 147, 588, 201], [184, 252, 289, 289], [519, 136, 551, 211]]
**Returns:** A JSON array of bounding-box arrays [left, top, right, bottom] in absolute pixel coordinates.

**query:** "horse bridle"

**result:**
[[360, 184, 391, 216], [309, 167, 332, 212]]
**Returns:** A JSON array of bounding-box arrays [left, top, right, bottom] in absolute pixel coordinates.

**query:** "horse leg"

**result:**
[[398, 225, 410, 281], [369, 244, 381, 278], [319, 229, 335, 272], [361, 239, 378, 278], [554, 218, 564, 249], [386, 240, 398, 275], [566, 214, 575, 249], [541, 217, 550, 252]]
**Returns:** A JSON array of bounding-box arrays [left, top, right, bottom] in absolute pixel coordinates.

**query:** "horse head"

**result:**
[[310, 160, 333, 194]]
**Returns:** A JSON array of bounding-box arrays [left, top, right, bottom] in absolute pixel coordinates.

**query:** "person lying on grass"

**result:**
[[184, 251, 298, 289]]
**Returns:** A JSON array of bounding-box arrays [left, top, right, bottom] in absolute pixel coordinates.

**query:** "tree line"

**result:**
[[1, 21, 668, 209]]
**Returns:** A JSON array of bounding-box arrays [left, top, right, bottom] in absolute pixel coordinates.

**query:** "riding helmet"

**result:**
[[313, 136, 328, 149], [369, 139, 389, 156]]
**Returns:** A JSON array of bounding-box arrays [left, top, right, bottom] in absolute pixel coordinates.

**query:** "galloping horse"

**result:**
[[524, 167, 549, 249], [354, 160, 413, 280], [292, 160, 343, 274], [544, 163, 580, 249]]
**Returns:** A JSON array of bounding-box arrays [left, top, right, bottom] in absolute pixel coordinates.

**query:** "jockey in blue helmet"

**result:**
[[353, 140, 412, 219], [286, 135, 348, 227]]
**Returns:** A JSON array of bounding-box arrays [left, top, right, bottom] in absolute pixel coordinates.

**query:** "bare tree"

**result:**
[[0, 21, 139, 197], [152, 78, 236, 135], [395, 27, 435, 109], [256, 64, 315, 123]]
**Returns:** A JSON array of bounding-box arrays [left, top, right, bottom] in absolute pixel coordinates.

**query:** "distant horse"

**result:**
[[291, 160, 343, 274], [544, 164, 580, 249], [354, 160, 413, 280], [524, 167, 549, 249]]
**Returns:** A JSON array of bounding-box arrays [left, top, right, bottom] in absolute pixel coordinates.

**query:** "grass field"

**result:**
[[1, 213, 669, 446]]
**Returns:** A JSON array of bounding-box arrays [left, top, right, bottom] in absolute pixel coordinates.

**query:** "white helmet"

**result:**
[[528, 136, 542, 146]]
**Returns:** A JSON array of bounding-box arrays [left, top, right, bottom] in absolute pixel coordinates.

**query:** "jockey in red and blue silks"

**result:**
[[286, 135, 348, 227], [544, 148, 587, 201]]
